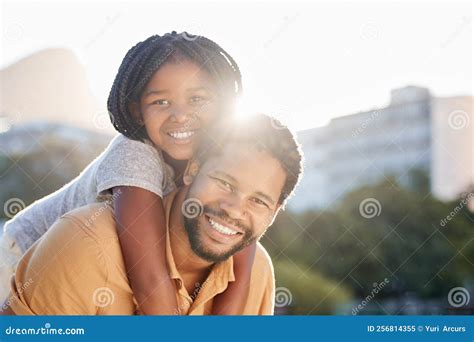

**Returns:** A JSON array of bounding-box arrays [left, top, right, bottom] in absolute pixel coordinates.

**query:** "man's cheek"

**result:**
[[192, 177, 215, 194], [186, 177, 209, 200], [254, 215, 274, 235], [264, 212, 277, 227]]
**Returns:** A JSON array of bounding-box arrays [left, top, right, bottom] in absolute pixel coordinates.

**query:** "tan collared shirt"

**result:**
[[6, 190, 275, 315]]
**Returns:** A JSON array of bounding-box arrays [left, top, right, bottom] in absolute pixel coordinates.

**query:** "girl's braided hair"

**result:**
[[107, 31, 242, 142]]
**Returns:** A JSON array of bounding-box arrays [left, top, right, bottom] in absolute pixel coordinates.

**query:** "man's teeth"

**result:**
[[208, 218, 238, 236], [168, 131, 195, 140]]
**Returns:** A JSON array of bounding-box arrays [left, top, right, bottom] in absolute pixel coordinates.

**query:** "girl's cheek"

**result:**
[[198, 103, 219, 124], [143, 111, 169, 128]]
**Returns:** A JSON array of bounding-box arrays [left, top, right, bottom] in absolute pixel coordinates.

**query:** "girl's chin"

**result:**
[[163, 147, 194, 160]]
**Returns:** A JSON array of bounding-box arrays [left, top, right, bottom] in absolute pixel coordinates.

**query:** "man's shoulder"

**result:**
[[39, 202, 124, 276], [253, 242, 275, 279], [59, 202, 117, 241]]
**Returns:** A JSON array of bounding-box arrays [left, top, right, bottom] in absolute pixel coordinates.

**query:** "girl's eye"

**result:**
[[152, 99, 170, 106], [252, 197, 269, 208], [190, 96, 210, 104]]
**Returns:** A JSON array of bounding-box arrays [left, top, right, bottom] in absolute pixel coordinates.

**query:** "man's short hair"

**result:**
[[195, 113, 304, 206]]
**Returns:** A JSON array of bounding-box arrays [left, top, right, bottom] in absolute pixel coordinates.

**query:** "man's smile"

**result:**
[[203, 214, 244, 244]]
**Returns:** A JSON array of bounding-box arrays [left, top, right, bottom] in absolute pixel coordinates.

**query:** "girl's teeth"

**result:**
[[208, 218, 238, 236], [168, 131, 195, 139]]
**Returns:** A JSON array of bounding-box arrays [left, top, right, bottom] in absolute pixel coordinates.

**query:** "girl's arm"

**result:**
[[112, 186, 179, 315], [211, 242, 257, 314]]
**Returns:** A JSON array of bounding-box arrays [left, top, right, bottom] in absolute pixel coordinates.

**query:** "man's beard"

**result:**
[[183, 205, 256, 263]]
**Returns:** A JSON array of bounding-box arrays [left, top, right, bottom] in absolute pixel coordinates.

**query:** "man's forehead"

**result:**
[[204, 142, 266, 168], [199, 142, 286, 199]]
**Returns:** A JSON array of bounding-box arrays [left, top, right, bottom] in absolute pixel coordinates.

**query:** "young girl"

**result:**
[[0, 31, 256, 315]]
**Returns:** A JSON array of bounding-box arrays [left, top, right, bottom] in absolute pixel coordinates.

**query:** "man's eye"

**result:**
[[217, 179, 233, 191], [152, 99, 170, 106], [252, 197, 269, 208]]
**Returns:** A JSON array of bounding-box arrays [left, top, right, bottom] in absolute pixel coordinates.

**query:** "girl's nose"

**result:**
[[170, 103, 193, 123]]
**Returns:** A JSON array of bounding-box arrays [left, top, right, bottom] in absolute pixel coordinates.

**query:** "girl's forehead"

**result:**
[[144, 60, 214, 91]]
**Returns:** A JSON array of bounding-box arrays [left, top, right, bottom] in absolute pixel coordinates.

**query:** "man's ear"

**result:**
[[183, 159, 200, 186], [128, 101, 143, 124]]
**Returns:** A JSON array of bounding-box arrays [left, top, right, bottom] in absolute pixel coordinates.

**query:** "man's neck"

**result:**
[[168, 188, 214, 288]]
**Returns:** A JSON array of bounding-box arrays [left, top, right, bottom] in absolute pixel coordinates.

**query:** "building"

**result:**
[[290, 86, 473, 211]]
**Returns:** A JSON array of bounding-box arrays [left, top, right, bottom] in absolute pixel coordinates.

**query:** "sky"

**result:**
[[1, 0, 472, 131]]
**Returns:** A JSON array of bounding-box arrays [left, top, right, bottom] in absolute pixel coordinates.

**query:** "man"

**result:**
[[1, 113, 303, 315]]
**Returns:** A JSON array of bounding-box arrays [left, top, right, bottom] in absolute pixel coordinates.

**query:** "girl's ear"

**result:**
[[183, 160, 200, 186], [128, 101, 143, 124]]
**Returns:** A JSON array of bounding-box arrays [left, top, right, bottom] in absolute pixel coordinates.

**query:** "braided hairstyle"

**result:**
[[107, 31, 242, 142]]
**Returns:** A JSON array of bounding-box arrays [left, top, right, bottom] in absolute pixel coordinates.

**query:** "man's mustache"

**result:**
[[202, 205, 252, 236]]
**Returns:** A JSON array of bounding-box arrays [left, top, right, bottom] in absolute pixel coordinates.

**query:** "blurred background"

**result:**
[[1, 0, 473, 315]]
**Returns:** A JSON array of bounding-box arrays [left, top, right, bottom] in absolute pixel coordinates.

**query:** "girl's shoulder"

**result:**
[[94, 134, 175, 197], [111, 134, 160, 153], [101, 134, 165, 162]]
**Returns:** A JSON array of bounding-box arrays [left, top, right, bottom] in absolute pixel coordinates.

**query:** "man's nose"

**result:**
[[219, 195, 246, 221]]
